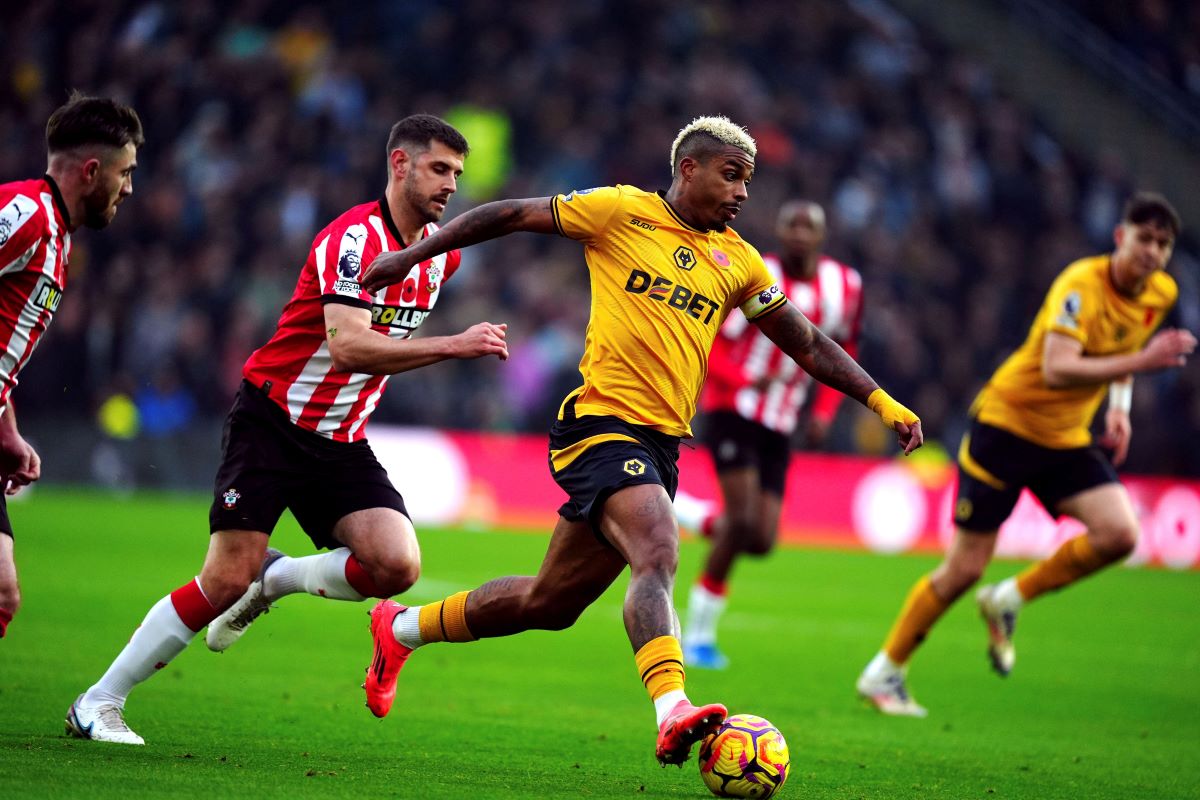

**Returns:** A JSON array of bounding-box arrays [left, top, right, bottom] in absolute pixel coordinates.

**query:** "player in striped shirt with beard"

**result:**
[[681, 200, 863, 670], [69, 115, 508, 745], [0, 93, 143, 642]]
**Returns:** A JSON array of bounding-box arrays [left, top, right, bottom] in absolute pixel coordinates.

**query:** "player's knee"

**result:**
[[631, 534, 678, 579], [0, 586, 20, 616], [742, 525, 777, 557], [1113, 526, 1138, 559], [1094, 520, 1138, 561], [365, 553, 420, 597], [202, 571, 256, 611], [723, 513, 757, 547], [957, 559, 988, 590], [937, 557, 987, 599]]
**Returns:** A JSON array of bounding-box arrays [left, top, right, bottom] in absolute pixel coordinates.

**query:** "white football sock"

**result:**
[[864, 650, 904, 679], [263, 547, 365, 602], [994, 576, 1025, 610], [84, 594, 195, 708], [654, 689, 688, 727], [392, 605, 424, 649], [683, 582, 726, 646]]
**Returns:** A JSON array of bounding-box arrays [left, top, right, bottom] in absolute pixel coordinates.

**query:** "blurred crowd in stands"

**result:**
[[2, 0, 1198, 476], [1065, 0, 1200, 98]]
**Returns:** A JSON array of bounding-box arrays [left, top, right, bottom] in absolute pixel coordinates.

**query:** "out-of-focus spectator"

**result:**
[[1063, 0, 1200, 98]]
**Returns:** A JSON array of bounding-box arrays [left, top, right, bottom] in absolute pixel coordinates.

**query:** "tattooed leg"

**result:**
[[596, 484, 681, 652], [463, 515, 626, 638]]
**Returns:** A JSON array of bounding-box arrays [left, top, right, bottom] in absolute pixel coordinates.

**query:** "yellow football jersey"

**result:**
[[551, 185, 786, 437], [972, 254, 1177, 448]]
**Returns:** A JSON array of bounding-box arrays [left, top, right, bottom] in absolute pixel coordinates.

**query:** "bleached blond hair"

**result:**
[[669, 115, 757, 176]]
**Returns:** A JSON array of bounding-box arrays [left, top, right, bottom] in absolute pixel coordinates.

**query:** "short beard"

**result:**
[[80, 186, 114, 229], [403, 177, 441, 225]]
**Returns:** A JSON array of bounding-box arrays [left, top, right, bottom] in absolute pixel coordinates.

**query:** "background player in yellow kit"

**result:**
[[359, 116, 923, 765], [857, 192, 1196, 717]]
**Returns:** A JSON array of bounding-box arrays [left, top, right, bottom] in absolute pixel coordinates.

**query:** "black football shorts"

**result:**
[[209, 380, 408, 549], [700, 410, 792, 496], [0, 494, 11, 538], [954, 418, 1118, 533], [548, 398, 680, 544]]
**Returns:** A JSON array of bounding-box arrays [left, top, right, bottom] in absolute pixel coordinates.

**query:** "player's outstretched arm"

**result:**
[[755, 303, 923, 454], [324, 303, 507, 376], [1042, 328, 1196, 388], [362, 198, 556, 293]]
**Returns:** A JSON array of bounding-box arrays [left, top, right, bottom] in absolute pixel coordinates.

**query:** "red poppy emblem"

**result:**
[[711, 249, 730, 267]]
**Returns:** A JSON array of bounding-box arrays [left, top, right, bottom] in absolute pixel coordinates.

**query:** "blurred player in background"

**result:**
[[857, 192, 1196, 717], [68, 115, 509, 745], [358, 115, 921, 766], [0, 93, 142, 640], [680, 200, 863, 670]]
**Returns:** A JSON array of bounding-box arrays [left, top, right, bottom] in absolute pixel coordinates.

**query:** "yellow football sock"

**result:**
[[417, 591, 477, 643], [635, 635, 686, 701], [882, 576, 950, 664], [1016, 534, 1107, 601]]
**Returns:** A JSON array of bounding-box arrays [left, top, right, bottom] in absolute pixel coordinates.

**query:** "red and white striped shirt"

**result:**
[[244, 197, 460, 442], [701, 253, 863, 435], [0, 177, 72, 415]]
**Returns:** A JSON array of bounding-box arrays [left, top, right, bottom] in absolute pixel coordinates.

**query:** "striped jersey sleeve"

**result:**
[[0, 178, 72, 413], [243, 200, 459, 442], [317, 218, 379, 308]]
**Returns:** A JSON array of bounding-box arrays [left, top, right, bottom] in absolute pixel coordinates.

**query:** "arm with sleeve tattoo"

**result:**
[[362, 198, 556, 293], [755, 303, 876, 401], [755, 303, 923, 453]]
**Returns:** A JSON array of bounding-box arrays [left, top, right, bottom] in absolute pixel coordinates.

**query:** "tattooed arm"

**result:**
[[362, 198, 556, 293], [755, 303, 877, 403], [754, 303, 924, 454]]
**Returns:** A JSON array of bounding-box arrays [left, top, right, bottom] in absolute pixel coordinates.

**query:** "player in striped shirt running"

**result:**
[[681, 200, 863, 669], [69, 115, 508, 745], [0, 93, 143, 642]]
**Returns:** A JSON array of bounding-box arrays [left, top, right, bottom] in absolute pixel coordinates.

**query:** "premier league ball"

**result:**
[[698, 714, 791, 798]]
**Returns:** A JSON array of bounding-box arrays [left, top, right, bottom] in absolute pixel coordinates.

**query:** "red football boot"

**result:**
[[364, 599, 413, 718], [655, 699, 727, 766]]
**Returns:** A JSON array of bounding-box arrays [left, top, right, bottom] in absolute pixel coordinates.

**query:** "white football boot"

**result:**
[[206, 547, 286, 652], [65, 695, 145, 745], [857, 653, 928, 718], [976, 581, 1019, 676]]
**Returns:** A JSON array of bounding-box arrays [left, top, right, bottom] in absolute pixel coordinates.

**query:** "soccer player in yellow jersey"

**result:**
[[858, 192, 1196, 717], [360, 116, 923, 765]]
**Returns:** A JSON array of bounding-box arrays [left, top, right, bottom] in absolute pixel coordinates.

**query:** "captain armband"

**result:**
[[741, 283, 787, 320]]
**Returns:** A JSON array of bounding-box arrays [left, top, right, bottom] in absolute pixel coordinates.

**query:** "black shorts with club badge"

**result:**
[[954, 417, 1119, 532], [700, 410, 792, 496], [209, 380, 409, 549], [548, 397, 680, 543]]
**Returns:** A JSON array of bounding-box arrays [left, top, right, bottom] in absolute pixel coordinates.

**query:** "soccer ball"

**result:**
[[698, 713, 790, 798]]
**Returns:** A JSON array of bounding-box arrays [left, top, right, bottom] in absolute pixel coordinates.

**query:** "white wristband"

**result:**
[[1109, 381, 1132, 413]]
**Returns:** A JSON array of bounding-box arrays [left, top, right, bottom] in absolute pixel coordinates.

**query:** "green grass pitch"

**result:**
[[1, 488, 1197, 799]]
